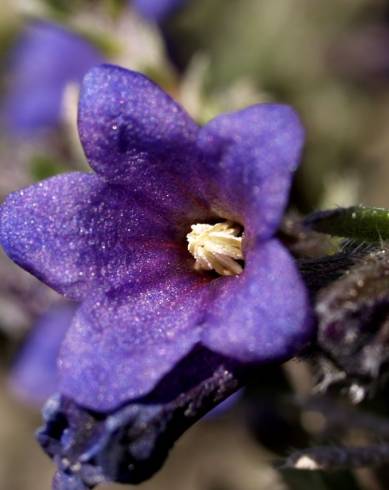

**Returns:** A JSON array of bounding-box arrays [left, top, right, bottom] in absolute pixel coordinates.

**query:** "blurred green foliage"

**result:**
[[30, 154, 67, 181]]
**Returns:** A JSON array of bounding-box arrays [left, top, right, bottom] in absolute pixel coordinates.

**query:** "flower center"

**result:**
[[186, 221, 244, 276]]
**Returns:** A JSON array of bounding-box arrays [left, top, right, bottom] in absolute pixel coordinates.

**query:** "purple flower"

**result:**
[[9, 303, 76, 406], [133, 0, 187, 22], [0, 64, 312, 412], [2, 21, 103, 135]]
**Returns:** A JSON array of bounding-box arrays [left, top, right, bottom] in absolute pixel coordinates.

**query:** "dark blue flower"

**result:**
[[2, 21, 104, 135], [9, 303, 76, 406], [133, 0, 187, 22], [0, 64, 312, 412]]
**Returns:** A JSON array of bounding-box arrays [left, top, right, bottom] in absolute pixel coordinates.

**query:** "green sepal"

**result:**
[[304, 206, 389, 242]]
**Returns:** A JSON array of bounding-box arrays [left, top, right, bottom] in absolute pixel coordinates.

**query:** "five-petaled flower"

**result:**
[[0, 64, 312, 412]]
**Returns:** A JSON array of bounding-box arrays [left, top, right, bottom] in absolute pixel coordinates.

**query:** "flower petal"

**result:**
[[0, 172, 189, 300], [58, 273, 211, 410], [201, 239, 313, 362], [3, 20, 103, 135], [134, 0, 187, 22], [197, 104, 305, 239], [9, 303, 76, 406], [78, 65, 210, 219]]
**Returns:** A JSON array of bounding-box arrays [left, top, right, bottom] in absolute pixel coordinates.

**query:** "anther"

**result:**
[[187, 221, 243, 276]]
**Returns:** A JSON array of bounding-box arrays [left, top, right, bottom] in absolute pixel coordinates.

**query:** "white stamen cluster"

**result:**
[[187, 221, 244, 276]]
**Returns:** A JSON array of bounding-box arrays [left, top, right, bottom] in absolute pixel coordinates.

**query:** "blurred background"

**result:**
[[2, 0, 389, 489]]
